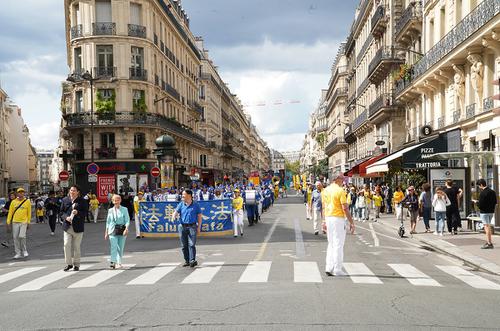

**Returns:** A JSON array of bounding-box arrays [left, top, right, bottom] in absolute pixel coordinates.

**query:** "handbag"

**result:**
[[113, 208, 126, 235]]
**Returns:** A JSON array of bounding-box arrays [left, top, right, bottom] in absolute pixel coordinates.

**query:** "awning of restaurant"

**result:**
[[366, 143, 424, 174], [344, 157, 370, 177], [359, 153, 387, 177], [428, 151, 499, 164]]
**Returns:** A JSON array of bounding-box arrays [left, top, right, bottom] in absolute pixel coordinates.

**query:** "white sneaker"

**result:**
[[50, 232, 55, 236], [433, 231, 438, 235], [13, 254, 21, 259], [439, 232, 444, 236], [23, 251, 29, 257], [333, 270, 346, 277]]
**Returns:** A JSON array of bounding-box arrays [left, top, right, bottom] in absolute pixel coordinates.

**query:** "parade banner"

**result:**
[[139, 199, 233, 237]]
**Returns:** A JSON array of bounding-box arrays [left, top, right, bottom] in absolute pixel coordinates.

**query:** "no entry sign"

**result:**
[[151, 167, 161, 177], [59, 171, 69, 181]]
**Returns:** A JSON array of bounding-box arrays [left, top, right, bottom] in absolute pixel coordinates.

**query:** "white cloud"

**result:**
[[262, 133, 307, 152], [28, 121, 60, 149]]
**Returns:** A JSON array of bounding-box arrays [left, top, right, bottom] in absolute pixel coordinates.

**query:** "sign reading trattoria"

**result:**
[[402, 134, 448, 168]]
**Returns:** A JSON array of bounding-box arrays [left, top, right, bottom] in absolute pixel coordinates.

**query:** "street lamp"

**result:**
[[154, 135, 178, 188]]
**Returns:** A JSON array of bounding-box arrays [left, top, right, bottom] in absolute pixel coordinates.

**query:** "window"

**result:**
[[73, 4, 81, 25], [132, 89, 145, 108], [199, 154, 207, 167], [199, 85, 205, 99], [130, 3, 142, 25], [134, 133, 146, 148], [98, 89, 114, 99], [131, 47, 143, 69], [96, 0, 112, 22], [74, 47, 82, 73], [97, 45, 113, 68], [75, 91, 83, 113], [75, 134, 84, 149], [100, 133, 115, 148]]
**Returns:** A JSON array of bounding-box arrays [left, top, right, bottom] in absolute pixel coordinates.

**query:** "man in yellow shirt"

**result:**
[[322, 174, 354, 277], [232, 189, 244, 237], [6, 188, 32, 259], [393, 186, 405, 221], [133, 191, 146, 239]]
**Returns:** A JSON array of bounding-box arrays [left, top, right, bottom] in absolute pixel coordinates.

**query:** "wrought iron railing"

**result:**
[[357, 77, 371, 96], [164, 82, 180, 101], [369, 46, 403, 76], [452, 111, 461, 124], [483, 96, 494, 113], [70, 24, 83, 39], [96, 147, 117, 159], [92, 22, 116, 35], [94, 66, 116, 79], [325, 137, 347, 155], [371, 5, 386, 31], [395, 1, 422, 38], [64, 112, 206, 146], [128, 24, 146, 38], [129, 67, 147, 81], [412, 0, 500, 80], [437, 117, 445, 128], [352, 0, 371, 35], [394, 74, 414, 96], [352, 110, 368, 131], [155, 74, 159, 86], [466, 103, 476, 119], [154, 33, 158, 46], [368, 93, 392, 118], [410, 127, 417, 140], [356, 35, 373, 64]]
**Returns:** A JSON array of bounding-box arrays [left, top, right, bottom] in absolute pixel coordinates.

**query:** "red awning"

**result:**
[[359, 154, 386, 177]]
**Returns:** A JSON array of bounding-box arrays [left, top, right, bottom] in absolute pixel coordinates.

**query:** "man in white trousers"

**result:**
[[133, 191, 145, 239], [232, 189, 244, 237], [322, 174, 355, 276], [311, 181, 323, 235]]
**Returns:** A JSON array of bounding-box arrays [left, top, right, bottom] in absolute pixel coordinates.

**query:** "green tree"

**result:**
[[285, 160, 300, 175]]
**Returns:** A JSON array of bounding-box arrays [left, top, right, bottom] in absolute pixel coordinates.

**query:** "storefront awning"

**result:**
[[428, 151, 499, 165], [344, 157, 370, 177], [366, 143, 424, 174], [359, 154, 387, 177]]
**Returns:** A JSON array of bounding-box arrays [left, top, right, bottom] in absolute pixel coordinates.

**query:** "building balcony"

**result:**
[[368, 47, 404, 84], [154, 33, 158, 46], [132, 148, 150, 159], [128, 24, 146, 38], [187, 100, 203, 116], [437, 116, 445, 129], [452, 111, 461, 124], [356, 35, 373, 64], [96, 147, 117, 159], [368, 93, 397, 123], [352, 110, 368, 132], [154, 74, 159, 86], [316, 124, 328, 133], [483, 96, 494, 113], [129, 67, 147, 81], [325, 137, 347, 156], [71, 148, 85, 161], [328, 87, 348, 113], [94, 66, 116, 79], [92, 22, 116, 36], [164, 82, 180, 101], [466, 103, 476, 119], [63, 112, 206, 147], [412, 0, 499, 81], [357, 77, 371, 96], [371, 5, 388, 38], [70, 24, 83, 39], [394, 1, 422, 44]]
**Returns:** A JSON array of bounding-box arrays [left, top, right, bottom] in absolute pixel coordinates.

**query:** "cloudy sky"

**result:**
[[0, 0, 356, 152]]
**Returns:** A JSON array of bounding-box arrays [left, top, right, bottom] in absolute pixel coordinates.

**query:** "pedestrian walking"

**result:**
[[89, 194, 99, 223], [304, 184, 313, 220], [171, 189, 202, 268], [105, 194, 130, 269], [444, 179, 463, 234], [1, 192, 16, 247], [419, 183, 432, 233], [432, 187, 450, 236], [232, 189, 244, 237], [393, 186, 405, 222], [133, 191, 145, 239], [322, 174, 355, 277], [475, 179, 497, 249], [347, 186, 357, 221], [401, 186, 419, 234], [45, 191, 59, 235], [35, 198, 45, 224], [6, 188, 31, 259], [372, 191, 383, 221], [311, 181, 324, 235], [362, 184, 372, 221], [355, 190, 366, 222], [60, 185, 87, 272]]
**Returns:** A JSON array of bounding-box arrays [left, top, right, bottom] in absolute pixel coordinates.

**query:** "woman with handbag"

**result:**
[[401, 186, 419, 234], [105, 194, 130, 269]]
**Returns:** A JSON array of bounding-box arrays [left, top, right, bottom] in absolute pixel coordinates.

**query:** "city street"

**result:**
[[1, 195, 500, 330]]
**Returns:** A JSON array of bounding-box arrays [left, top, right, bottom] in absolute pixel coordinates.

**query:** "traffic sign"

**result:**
[[88, 174, 97, 183], [59, 171, 70, 181], [87, 163, 99, 175], [151, 167, 161, 177]]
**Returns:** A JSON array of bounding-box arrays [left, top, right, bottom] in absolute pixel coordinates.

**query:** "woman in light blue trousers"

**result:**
[[105, 194, 130, 269]]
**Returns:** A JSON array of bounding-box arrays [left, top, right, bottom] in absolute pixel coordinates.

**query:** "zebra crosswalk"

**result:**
[[1, 261, 499, 293]]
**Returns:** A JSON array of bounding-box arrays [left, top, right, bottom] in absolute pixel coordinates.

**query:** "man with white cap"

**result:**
[[322, 173, 355, 276], [311, 181, 323, 235]]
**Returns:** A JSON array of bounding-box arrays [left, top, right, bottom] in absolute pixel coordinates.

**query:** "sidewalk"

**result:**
[[374, 212, 500, 275]]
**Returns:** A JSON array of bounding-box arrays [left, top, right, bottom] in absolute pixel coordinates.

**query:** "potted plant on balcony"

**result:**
[[96, 146, 117, 159], [95, 90, 116, 121], [392, 63, 412, 82], [133, 147, 150, 159], [132, 94, 147, 121]]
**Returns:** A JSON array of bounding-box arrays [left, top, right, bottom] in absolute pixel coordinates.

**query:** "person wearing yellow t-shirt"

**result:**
[[133, 191, 146, 239], [89, 194, 99, 224], [362, 184, 373, 221], [321, 174, 354, 277], [393, 186, 405, 221], [6, 188, 32, 259], [232, 189, 244, 237], [372, 192, 383, 220]]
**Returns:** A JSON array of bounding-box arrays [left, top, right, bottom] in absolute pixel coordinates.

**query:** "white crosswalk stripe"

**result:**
[[294, 261, 322, 283], [343, 263, 383, 284], [0, 267, 46, 285], [181, 262, 224, 284], [436, 265, 500, 290], [68, 264, 136, 288], [127, 263, 179, 285], [239, 261, 272, 283], [10, 265, 94, 292], [389, 264, 441, 287]]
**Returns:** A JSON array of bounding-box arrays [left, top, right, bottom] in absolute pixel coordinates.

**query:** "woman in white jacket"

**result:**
[[355, 191, 366, 222], [432, 187, 451, 236]]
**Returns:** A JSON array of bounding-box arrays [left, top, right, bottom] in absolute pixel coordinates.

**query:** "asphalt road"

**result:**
[[1, 195, 500, 330]]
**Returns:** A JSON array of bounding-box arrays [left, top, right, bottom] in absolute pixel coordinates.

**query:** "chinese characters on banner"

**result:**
[[139, 200, 233, 237], [97, 174, 116, 203]]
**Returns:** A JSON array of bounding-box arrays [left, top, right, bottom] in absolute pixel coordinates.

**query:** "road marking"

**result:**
[[343, 263, 383, 284], [388, 264, 441, 287], [127, 263, 178, 285], [181, 262, 224, 284], [356, 224, 422, 248], [0, 267, 46, 285], [436, 265, 500, 290], [293, 218, 306, 258], [68, 264, 135, 288], [255, 218, 280, 261], [369, 223, 380, 247], [238, 261, 272, 283], [11, 264, 94, 292], [294, 262, 322, 283]]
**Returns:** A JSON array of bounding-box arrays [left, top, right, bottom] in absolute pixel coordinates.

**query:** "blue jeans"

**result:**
[[422, 207, 432, 229], [179, 224, 197, 262], [435, 211, 446, 233]]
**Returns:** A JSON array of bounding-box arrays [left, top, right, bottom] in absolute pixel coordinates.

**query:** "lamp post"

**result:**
[[154, 135, 177, 189]]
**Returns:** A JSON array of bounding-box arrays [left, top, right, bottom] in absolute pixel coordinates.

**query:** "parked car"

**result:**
[[0, 198, 7, 216]]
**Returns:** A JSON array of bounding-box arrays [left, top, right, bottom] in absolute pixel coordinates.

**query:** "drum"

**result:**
[[245, 190, 256, 205]]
